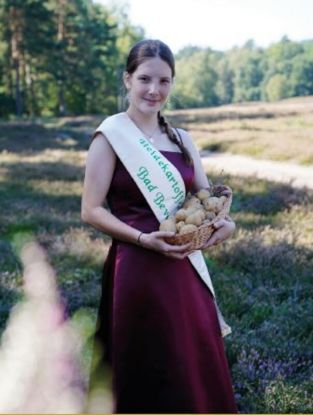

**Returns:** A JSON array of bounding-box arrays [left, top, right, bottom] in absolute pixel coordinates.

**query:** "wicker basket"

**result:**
[[164, 191, 232, 251]]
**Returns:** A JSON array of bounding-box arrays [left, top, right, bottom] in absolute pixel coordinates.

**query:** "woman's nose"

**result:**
[[148, 83, 158, 95]]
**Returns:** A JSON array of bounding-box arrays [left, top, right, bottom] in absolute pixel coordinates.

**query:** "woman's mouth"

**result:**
[[144, 98, 160, 105]]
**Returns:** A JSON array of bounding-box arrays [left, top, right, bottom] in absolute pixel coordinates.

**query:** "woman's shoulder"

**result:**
[[174, 127, 195, 149], [173, 127, 189, 139], [94, 112, 124, 134], [92, 112, 125, 145], [90, 131, 116, 160]]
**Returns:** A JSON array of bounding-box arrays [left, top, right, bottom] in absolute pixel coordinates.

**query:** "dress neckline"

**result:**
[[122, 113, 183, 156], [159, 150, 182, 154]]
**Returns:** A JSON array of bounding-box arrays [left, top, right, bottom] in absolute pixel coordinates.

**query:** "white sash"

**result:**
[[95, 112, 231, 337]]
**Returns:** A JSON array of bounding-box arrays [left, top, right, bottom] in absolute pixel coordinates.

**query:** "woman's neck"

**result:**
[[126, 108, 159, 131]]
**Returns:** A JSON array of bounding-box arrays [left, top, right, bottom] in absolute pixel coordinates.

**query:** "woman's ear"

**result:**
[[123, 71, 131, 90]]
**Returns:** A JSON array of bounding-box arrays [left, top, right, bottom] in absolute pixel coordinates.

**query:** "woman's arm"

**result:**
[[81, 133, 143, 244], [81, 133, 192, 258], [177, 129, 211, 192], [178, 129, 232, 196]]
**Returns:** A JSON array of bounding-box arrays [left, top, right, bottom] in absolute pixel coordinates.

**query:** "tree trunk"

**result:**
[[14, 59, 22, 116], [25, 61, 38, 116], [58, 81, 66, 116], [57, 0, 67, 116], [9, 6, 24, 116]]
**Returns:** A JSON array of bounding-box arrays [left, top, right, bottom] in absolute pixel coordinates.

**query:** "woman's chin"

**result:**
[[129, 101, 164, 116], [142, 102, 163, 114]]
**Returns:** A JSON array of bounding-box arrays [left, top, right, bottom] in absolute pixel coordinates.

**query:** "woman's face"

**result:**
[[124, 57, 173, 116]]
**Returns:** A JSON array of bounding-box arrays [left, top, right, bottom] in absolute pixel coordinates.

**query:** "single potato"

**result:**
[[176, 221, 185, 232], [159, 217, 176, 232], [185, 211, 204, 226], [196, 188, 211, 200]]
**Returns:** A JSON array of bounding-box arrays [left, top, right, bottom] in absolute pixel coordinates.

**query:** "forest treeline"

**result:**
[[174, 38, 313, 109], [1, 0, 313, 117], [0, 0, 143, 117]]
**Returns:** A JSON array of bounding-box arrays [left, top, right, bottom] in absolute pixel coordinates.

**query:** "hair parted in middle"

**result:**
[[125, 39, 193, 166]]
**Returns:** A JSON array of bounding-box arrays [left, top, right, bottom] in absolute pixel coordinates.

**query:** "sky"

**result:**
[[95, 0, 313, 53]]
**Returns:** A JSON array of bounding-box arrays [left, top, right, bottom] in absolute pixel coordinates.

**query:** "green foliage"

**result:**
[[233, 49, 264, 102], [264, 73, 290, 101], [0, 5, 313, 114], [174, 49, 218, 108], [215, 59, 234, 104], [0, 0, 144, 117], [264, 379, 313, 413], [291, 55, 313, 96], [0, 92, 15, 116], [173, 37, 313, 109]]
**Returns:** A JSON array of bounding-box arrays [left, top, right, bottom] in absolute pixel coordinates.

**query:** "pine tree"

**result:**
[[1, 0, 55, 116]]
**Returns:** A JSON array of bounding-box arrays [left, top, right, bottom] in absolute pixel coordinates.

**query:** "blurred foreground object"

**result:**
[[0, 241, 85, 413]]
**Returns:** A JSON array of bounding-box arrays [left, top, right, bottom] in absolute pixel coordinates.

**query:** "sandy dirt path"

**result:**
[[201, 151, 313, 190]]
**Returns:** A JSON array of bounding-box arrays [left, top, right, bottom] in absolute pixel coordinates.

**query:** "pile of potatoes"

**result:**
[[159, 188, 228, 235]]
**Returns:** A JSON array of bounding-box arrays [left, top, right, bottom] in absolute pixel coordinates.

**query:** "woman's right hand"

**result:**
[[139, 231, 193, 259]]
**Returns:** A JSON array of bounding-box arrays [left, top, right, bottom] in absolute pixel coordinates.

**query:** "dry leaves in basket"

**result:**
[[159, 185, 232, 249]]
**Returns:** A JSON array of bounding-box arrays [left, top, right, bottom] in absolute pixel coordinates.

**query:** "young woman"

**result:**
[[82, 39, 237, 413]]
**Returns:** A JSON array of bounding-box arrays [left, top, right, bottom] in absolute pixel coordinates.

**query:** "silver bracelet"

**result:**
[[137, 232, 143, 244]]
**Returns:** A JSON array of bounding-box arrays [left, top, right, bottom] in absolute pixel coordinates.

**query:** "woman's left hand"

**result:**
[[202, 218, 236, 249]]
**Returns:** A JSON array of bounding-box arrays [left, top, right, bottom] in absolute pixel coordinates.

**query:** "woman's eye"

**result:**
[[139, 77, 149, 82]]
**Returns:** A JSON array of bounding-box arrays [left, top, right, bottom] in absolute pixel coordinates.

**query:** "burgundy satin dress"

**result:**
[[93, 151, 237, 413]]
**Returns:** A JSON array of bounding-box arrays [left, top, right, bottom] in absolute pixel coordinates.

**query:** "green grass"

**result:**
[[0, 104, 312, 413]]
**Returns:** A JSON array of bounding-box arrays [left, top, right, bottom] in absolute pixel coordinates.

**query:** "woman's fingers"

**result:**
[[164, 251, 191, 259], [161, 241, 193, 258], [204, 220, 235, 249], [212, 219, 227, 230], [155, 230, 176, 238], [170, 242, 192, 252], [163, 245, 191, 255], [213, 184, 232, 198], [204, 235, 220, 248], [147, 231, 195, 258]]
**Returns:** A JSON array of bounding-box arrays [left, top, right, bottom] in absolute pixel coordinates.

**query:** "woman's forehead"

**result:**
[[135, 57, 172, 77]]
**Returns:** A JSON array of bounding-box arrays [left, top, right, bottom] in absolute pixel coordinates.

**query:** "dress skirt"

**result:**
[[90, 151, 237, 413]]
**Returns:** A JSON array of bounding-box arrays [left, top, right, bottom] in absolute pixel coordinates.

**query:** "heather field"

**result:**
[[0, 99, 312, 412], [168, 96, 313, 165]]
